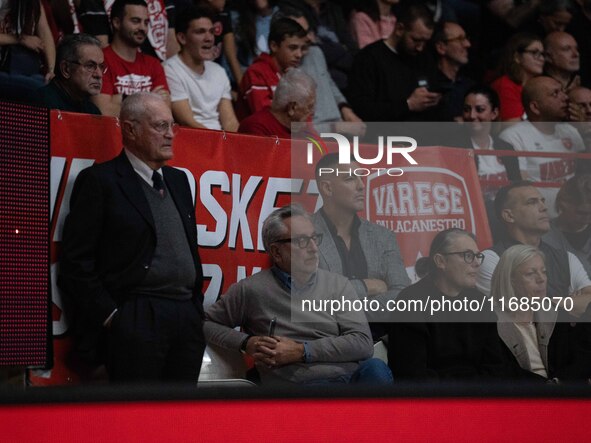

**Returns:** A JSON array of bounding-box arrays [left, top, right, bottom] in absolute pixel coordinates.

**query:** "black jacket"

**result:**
[[58, 151, 203, 362]]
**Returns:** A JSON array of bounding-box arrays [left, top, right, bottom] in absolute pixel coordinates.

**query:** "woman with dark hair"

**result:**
[[491, 244, 591, 381], [0, 0, 55, 101], [462, 85, 522, 189], [387, 228, 510, 381], [461, 85, 522, 242], [230, 0, 277, 71], [490, 32, 544, 121], [349, 0, 398, 49]]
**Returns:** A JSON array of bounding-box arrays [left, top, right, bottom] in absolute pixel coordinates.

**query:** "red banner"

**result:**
[[2, 398, 591, 442], [33, 111, 490, 385], [364, 147, 489, 279]]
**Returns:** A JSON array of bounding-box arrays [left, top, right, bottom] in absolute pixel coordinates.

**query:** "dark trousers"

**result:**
[[106, 296, 205, 383]]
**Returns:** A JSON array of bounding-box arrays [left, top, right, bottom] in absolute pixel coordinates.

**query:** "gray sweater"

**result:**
[[300, 45, 346, 131], [204, 268, 373, 384]]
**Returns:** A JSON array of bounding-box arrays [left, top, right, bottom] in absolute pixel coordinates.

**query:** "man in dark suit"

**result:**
[[58, 92, 205, 383]]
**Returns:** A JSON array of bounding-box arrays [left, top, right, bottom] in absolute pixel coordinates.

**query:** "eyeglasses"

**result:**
[[150, 121, 180, 136], [440, 250, 485, 264], [274, 233, 323, 249], [520, 49, 545, 59], [444, 34, 469, 44], [68, 60, 108, 74]]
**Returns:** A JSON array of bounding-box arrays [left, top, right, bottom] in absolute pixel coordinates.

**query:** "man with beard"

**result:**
[[93, 0, 170, 117], [347, 3, 441, 122]]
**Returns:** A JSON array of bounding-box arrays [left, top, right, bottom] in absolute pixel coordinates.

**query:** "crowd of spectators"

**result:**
[[3, 0, 591, 385], [2, 1, 588, 125]]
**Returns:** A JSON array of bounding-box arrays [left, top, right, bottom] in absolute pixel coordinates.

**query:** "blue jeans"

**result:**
[[300, 358, 393, 385], [350, 358, 393, 385]]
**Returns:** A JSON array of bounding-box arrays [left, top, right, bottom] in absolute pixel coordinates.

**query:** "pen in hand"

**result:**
[[268, 317, 277, 337]]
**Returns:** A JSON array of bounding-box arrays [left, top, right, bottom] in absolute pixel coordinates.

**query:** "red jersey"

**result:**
[[236, 53, 281, 120], [491, 75, 524, 121], [238, 108, 291, 138], [101, 45, 169, 97]]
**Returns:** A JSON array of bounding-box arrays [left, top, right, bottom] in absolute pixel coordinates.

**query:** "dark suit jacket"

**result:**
[[58, 151, 203, 362]]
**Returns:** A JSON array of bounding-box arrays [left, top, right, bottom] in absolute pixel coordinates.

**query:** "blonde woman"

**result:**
[[491, 244, 591, 381]]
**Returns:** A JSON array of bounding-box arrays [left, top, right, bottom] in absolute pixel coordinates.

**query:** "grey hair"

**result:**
[[490, 244, 545, 302], [120, 92, 166, 122], [56, 33, 102, 79], [262, 203, 310, 251], [271, 68, 316, 111]]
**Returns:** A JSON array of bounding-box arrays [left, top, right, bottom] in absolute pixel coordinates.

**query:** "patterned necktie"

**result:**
[[152, 170, 165, 197]]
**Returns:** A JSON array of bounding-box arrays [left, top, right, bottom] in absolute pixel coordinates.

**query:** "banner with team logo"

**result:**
[[292, 124, 492, 281], [364, 150, 487, 279], [31, 114, 491, 385]]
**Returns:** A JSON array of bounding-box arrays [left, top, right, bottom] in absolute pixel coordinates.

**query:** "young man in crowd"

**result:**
[[236, 17, 308, 119], [92, 0, 170, 117], [163, 5, 238, 131]]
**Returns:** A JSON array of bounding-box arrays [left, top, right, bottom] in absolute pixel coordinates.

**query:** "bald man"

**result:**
[[544, 31, 581, 92], [570, 86, 591, 121], [499, 76, 585, 214]]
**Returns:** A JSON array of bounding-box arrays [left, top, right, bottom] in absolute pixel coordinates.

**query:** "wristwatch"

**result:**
[[240, 335, 252, 354]]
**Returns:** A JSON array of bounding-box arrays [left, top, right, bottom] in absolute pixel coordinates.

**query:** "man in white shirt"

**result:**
[[499, 76, 584, 183], [163, 5, 238, 131], [499, 76, 584, 213]]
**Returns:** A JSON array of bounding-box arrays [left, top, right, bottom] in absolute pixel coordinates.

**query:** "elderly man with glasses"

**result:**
[[39, 34, 105, 115], [59, 92, 205, 383], [204, 204, 392, 385]]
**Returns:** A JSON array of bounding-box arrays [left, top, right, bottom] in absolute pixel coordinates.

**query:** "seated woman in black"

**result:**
[[491, 244, 591, 382], [387, 228, 510, 380]]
